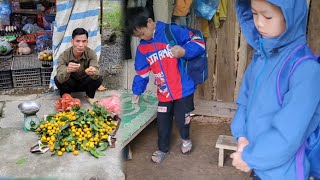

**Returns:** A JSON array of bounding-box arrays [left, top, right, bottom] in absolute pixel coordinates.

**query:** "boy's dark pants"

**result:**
[[157, 94, 194, 153], [54, 75, 102, 98], [251, 171, 261, 180]]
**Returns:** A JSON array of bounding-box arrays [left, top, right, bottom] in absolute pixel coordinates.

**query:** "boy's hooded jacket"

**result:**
[[231, 0, 320, 179], [132, 21, 205, 102]]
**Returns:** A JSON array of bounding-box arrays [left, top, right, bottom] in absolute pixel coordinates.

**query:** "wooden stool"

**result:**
[[215, 135, 237, 167]]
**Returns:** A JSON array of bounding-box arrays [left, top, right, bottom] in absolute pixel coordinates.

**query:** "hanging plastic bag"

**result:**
[[194, 0, 220, 20], [0, 0, 13, 26], [0, 0, 13, 15], [22, 23, 44, 34]]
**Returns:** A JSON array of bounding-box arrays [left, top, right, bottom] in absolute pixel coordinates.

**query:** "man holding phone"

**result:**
[[54, 28, 102, 105]]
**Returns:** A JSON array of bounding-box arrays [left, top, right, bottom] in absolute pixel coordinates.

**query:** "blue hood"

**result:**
[[236, 0, 308, 52]]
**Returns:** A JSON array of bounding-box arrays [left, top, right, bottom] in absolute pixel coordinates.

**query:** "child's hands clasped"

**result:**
[[230, 137, 251, 172], [230, 151, 251, 172], [171, 45, 186, 58], [237, 137, 249, 152]]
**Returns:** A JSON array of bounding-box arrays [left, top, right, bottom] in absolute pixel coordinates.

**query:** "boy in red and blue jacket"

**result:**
[[126, 7, 205, 163]]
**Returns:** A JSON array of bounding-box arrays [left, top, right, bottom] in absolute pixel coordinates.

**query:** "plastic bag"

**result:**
[[0, 40, 13, 55], [55, 94, 81, 111], [194, 0, 219, 20], [35, 34, 52, 52], [97, 93, 121, 115], [22, 23, 44, 34], [37, 49, 53, 61], [0, 0, 13, 15]]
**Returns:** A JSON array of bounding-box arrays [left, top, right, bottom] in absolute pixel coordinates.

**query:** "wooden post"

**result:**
[[215, 0, 237, 102], [234, 32, 248, 102], [307, 0, 320, 54], [218, 148, 224, 167], [100, 0, 103, 34], [153, 0, 170, 23]]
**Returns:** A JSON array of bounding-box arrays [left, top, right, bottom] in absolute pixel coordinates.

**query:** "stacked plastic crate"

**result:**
[[0, 54, 13, 90], [11, 54, 42, 87], [40, 60, 53, 86]]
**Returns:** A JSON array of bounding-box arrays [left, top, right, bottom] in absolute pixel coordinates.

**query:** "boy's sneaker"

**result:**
[[181, 139, 192, 154], [151, 150, 168, 163]]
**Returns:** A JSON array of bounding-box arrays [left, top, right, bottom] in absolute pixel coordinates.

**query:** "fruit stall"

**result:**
[[0, 0, 55, 89]]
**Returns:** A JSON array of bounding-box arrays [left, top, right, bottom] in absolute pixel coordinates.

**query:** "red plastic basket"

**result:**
[[17, 31, 52, 44], [17, 34, 37, 44]]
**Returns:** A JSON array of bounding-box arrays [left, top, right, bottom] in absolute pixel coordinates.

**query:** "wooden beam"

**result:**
[[193, 99, 237, 118]]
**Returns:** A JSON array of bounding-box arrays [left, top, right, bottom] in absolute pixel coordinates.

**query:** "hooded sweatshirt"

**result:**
[[231, 0, 320, 179], [132, 21, 205, 102]]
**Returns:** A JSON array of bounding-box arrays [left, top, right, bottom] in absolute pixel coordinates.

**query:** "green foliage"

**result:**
[[102, 1, 123, 31]]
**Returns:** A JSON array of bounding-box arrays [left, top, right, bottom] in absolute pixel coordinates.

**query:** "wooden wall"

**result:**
[[308, 0, 320, 55]]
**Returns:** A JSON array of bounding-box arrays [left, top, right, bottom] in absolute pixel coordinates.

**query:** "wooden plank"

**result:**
[[215, 0, 237, 102], [120, 114, 157, 149], [234, 32, 248, 101], [13, 9, 43, 15], [193, 99, 237, 118], [215, 135, 237, 150], [307, 0, 320, 54], [154, 0, 170, 23], [205, 20, 218, 100]]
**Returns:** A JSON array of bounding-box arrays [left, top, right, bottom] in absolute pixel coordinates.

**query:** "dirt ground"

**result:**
[[124, 116, 252, 180]]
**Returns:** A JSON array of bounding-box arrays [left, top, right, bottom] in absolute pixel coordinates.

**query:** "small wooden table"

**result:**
[[215, 135, 237, 167]]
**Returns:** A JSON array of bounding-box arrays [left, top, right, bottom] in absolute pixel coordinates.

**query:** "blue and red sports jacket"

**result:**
[[132, 21, 205, 102]]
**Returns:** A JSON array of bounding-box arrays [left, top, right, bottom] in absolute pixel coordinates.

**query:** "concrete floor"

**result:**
[[0, 91, 124, 180]]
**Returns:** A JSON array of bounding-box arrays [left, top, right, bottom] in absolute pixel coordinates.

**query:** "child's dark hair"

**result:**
[[72, 28, 88, 39], [125, 7, 153, 35]]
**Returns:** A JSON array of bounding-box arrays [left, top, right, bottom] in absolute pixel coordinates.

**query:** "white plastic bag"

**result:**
[[22, 23, 44, 34]]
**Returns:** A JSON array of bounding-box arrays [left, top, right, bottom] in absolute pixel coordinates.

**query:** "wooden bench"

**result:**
[[215, 135, 237, 167], [116, 90, 158, 160]]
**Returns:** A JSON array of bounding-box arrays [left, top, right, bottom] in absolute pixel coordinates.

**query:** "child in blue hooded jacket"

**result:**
[[231, 0, 320, 179]]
